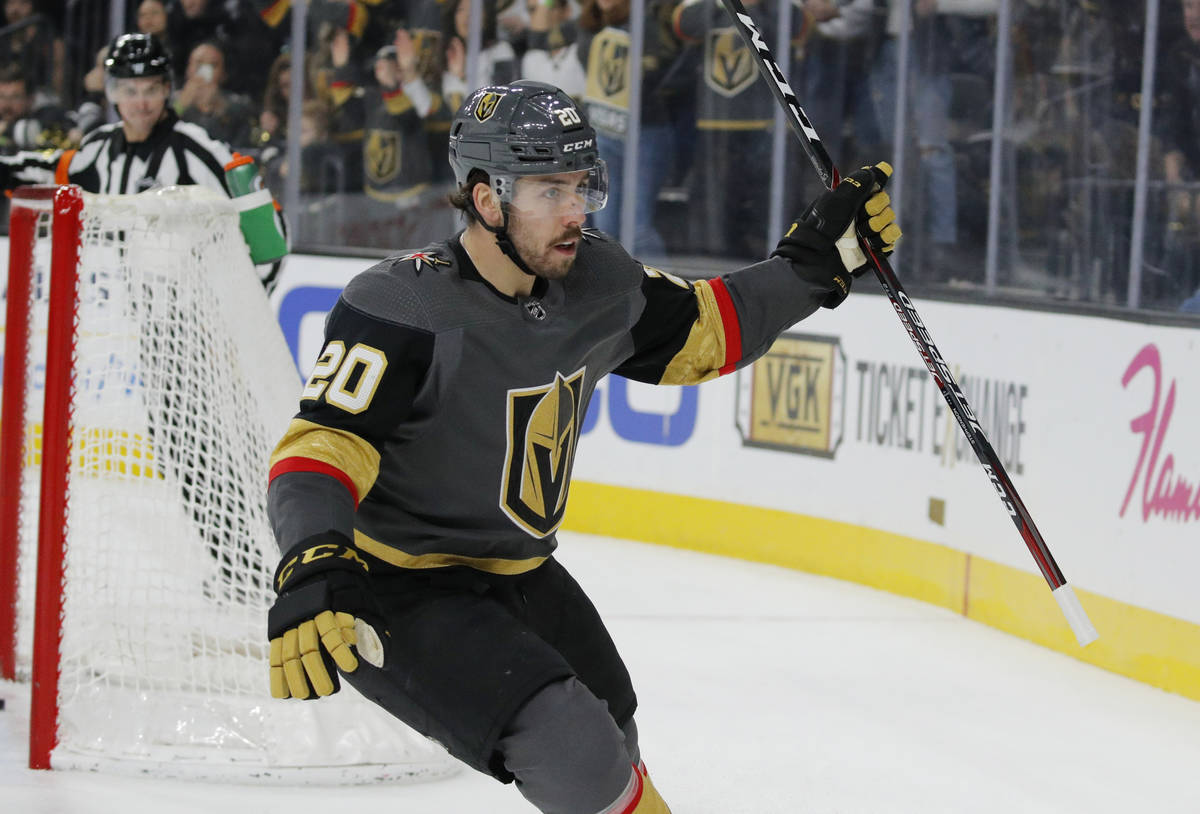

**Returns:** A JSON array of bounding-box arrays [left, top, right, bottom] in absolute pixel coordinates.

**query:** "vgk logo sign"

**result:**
[[365, 129, 400, 184], [500, 368, 586, 537], [736, 333, 845, 458], [706, 28, 756, 98], [474, 91, 504, 122]]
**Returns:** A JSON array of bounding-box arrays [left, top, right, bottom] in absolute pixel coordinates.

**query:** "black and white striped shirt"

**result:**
[[0, 109, 233, 196], [1, 109, 286, 290]]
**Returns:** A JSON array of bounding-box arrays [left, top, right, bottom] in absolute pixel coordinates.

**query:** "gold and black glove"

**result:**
[[773, 162, 902, 308], [267, 531, 387, 700]]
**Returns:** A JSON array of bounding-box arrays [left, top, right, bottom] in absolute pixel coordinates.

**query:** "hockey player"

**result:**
[[265, 80, 900, 813]]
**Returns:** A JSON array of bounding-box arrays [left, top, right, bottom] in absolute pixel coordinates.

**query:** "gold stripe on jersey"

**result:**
[[660, 279, 727, 385], [354, 530, 548, 574], [383, 90, 413, 115], [270, 418, 381, 501], [328, 82, 355, 108], [695, 119, 772, 131]]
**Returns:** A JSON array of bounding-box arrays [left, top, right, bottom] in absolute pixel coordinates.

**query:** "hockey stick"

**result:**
[[719, 0, 1098, 646]]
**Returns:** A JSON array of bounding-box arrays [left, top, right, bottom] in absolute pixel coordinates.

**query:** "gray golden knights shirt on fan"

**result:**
[[268, 228, 831, 572]]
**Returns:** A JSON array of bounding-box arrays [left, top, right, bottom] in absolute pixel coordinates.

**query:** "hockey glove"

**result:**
[[773, 162, 901, 308], [267, 531, 387, 700]]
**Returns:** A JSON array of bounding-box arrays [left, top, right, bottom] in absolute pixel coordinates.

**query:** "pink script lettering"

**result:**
[[1120, 344, 1200, 522]]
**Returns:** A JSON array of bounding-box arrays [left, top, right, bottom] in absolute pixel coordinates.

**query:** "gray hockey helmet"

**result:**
[[449, 81, 607, 214]]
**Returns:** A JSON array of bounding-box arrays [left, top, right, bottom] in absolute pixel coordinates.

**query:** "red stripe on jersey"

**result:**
[[708, 276, 742, 375], [269, 457, 360, 506], [616, 764, 644, 814]]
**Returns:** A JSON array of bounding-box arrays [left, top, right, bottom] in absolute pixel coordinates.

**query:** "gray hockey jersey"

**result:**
[[268, 228, 836, 573]]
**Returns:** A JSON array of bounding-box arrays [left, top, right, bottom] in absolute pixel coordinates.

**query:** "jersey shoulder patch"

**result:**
[[392, 245, 454, 275]]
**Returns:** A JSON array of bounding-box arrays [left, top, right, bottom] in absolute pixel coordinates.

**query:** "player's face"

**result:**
[[506, 171, 591, 280], [112, 77, 170, 137]]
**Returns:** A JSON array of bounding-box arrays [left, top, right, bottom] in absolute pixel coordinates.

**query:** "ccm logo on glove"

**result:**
[[267, 532, 388, 700]]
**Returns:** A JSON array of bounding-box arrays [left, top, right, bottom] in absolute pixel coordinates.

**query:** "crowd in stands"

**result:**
[[5, 0, 1200, 311]]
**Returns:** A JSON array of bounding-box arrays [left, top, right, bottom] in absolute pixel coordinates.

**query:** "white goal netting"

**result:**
[[2, 186, 458, 783]]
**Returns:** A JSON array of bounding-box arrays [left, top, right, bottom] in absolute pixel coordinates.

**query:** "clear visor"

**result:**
[[105, 76, 171, 105], [498, 162, 608, 219]]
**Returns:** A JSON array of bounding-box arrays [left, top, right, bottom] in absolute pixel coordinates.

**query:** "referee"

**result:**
[[1, 32, 287, 604], [0, 33, 236, 199]]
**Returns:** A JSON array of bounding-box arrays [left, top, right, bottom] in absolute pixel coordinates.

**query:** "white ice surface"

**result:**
[[3, 531, 1199, 813]]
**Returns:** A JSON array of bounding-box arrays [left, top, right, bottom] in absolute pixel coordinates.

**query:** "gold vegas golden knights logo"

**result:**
[[474, 91, 504, 122], [365, 129, 400, 185], [706, 28, 756, 98], [585, 29, 630, 103], [500, 368, 586, 538], [736, 334, 845, 458]]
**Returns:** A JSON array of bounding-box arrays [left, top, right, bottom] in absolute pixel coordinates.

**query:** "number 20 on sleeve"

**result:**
[[300, 340, 389, 414]]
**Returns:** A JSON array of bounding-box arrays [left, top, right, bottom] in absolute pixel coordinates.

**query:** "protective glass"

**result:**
[[498, 162, 608, 218]]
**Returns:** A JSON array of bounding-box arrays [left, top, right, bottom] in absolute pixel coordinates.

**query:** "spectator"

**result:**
[[262, 98, 340, 195], [0, 66, 89, 155], [258, 50, 322, 145], [174, 40, 257, 148], [250, 0, 371, 55], [1160, 0, 1200, 198], [577, 0, 691, 258], [673, 0, 793, 259], [311, 28, 366, 191], [870, 0, 997, 276], [360, 33, 440, 202], [520, 0, 586, 100], [791, 0, 879, 198], [443, 0, 518, 93], [1157, 0, 1200, 306], [165, 0, 236, 83], [137, 0, 170, 40], [0, 0, 66, 102]]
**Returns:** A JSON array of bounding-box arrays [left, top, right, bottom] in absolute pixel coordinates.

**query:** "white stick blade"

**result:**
[[1052, 584, 1099, 647]]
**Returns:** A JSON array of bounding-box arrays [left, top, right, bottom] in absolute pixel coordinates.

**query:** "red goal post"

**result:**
[[0, 185, 83, 768], [0, 185, 458, 781]]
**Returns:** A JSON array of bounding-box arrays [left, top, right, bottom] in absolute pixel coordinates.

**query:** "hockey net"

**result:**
[[0, 185, 458, 782]]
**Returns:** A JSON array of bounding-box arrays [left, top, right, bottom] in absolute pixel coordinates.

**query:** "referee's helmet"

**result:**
[[105, 33, 173, 82]]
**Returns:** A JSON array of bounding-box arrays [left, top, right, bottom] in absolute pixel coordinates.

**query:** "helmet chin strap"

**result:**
[[471, 201, 539, 279]]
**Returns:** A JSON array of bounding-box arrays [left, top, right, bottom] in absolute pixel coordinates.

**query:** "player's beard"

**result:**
[[508, 214, 583, 281]]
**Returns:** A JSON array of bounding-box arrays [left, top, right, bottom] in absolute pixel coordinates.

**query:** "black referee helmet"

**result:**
[[105, 33, 173, 81]]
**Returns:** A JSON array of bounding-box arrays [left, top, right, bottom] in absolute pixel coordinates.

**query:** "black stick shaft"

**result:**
[[719, 0, 1070, 595]]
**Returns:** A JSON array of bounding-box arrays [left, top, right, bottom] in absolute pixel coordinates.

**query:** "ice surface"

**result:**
[[3, 531, 1198, 814]]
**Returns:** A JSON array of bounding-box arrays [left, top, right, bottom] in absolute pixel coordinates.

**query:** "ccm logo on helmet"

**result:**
[[563, 139, 594, 152]]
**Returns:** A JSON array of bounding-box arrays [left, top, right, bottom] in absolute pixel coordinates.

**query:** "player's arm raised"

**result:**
[[612, 164, 899, 386]]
